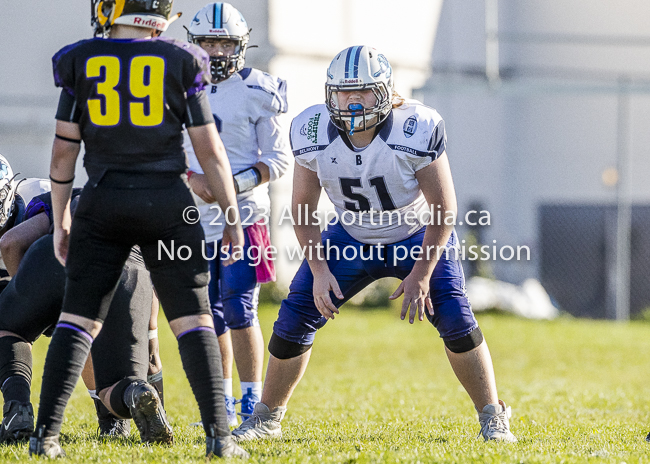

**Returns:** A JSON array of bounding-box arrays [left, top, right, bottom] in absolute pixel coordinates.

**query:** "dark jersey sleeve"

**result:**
[[182, 44, 213, 127], [55, 89, 82, 123], [184, 91, 214, 127], [24, 189, 83, 226], [52, 41, 87, 123]]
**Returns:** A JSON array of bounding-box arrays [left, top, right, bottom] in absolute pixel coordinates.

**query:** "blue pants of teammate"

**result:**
[[205, 233, 260, 337], [274, 223, 477, 345]]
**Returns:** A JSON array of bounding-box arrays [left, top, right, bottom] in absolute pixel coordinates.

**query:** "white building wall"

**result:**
[[418, 0, 650, 284]]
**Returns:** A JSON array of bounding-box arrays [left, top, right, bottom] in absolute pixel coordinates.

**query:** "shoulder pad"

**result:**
[[381, 103, 446, 161], [240, 68, 288, 114], [289, 104, 334, 156]]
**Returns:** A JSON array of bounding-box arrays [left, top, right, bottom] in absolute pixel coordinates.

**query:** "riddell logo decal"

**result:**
[[133, 17, 166, 29], [339, 78, 363, 84], [209, 29, 228, 33]]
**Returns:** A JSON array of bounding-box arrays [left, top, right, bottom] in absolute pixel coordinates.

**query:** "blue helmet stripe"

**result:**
[[213, 3, 223, 28], [344, 48, 353, 78], [352, 46, 361, 78]]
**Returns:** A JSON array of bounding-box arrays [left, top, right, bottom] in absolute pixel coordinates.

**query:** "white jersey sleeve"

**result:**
[[389, 99, 447, 172], [290, 104, 332, 172], [242, 69, 291, 182]]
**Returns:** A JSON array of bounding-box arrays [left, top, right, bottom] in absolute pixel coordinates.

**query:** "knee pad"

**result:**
[[444, 327, 484, 353], [268, 333, 312, 360], [0, 335, 32, 386]]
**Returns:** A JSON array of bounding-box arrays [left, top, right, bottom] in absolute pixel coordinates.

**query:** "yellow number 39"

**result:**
[[86, 55, 165, 127]]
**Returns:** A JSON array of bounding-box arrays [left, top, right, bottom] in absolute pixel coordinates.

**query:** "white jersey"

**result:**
[[185, 68, 290, 242], [291, 100, 447, 245]]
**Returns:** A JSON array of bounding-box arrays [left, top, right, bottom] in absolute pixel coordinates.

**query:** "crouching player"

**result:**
[[233, 46, 517, 443], [0, 192, 168, 444], [185, 2, 290, 426]]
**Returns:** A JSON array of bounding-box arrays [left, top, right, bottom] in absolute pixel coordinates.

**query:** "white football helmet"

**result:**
[[325, 46, 394, 134], [0, 155, 17, 230], [187, 3, 249, 82]]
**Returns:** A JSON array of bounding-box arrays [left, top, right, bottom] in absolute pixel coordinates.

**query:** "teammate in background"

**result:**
[[233, 46, 517, 443], [30, 0, 247, 459], [185, 2, 290, 426], [0, 192, 165, 443]]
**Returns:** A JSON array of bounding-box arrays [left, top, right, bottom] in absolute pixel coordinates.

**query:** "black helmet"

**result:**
[[91, 0, 174, 36]]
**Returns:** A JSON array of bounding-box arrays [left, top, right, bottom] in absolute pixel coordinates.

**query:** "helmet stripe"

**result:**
[[344, 48, 352, 78], [213, 3, 223, 28], [352, 46, 361, 78]]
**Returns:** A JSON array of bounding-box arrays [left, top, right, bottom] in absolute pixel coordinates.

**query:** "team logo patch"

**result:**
[[0, 165, 8, 179], [305, 113, 321, 144], [403, 116, 417, 138]]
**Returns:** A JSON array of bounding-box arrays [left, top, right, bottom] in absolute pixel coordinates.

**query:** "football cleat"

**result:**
[[94, 398, 130, 438], [205, 424, 249, 459], [232, 402, 285, 442], [478, 400, 518, 443], [226, 395, 239, 427], [28, 426, 65, 459], [126, 382, 173, 445], [0, 400, 34, 443], [239, 388, 259, 419]]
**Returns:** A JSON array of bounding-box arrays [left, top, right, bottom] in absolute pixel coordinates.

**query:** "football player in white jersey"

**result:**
[[184, 2, 290, 426], [233, 46, 517, 442]]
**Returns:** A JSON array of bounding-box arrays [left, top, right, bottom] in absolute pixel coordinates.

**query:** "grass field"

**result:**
[[3, 304, 650, 462]]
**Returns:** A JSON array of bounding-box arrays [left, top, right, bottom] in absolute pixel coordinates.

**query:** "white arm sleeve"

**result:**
[[256, 115, 291, 182]]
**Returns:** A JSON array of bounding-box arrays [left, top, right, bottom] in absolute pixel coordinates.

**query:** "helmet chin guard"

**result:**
[[187, 3, 250, 82], [325, 45, 394, 134]]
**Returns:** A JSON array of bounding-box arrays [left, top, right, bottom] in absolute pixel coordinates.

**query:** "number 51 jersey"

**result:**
[[290, 100, 447, 245], [52, 37, 213, 175]]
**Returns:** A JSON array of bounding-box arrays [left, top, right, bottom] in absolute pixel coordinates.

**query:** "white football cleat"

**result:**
[[231, 402, 285, 442], [478, 400, 518, 443]]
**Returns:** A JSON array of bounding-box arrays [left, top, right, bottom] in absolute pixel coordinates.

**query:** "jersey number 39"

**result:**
[[86, 55, 164, 127]]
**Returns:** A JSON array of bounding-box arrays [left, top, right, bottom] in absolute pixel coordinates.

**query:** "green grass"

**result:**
[[3, 305, 650, 462]]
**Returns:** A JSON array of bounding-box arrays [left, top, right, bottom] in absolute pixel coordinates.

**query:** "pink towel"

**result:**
[[246, 220, 276, 284]]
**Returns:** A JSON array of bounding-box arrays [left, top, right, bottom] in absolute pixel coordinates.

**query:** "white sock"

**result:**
[[223, 378, 233, 398], [87, 389, 99, 400], [240, 381, 262, 399]]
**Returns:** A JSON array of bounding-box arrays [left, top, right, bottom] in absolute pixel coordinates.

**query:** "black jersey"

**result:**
[[52, 37, 214, 174]]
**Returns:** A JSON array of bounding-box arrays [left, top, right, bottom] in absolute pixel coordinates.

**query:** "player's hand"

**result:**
[[221, 222, 245, 266], [53, 227, 71, 266], [312, 268, 344, 320], [189, 173, 216, 203], [390, 272, 434, 324]]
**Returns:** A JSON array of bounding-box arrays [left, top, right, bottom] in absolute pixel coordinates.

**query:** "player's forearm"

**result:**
[[0, 213, 50, 276], [50, 141, 79, 231], [414, 221, 455, 279]]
